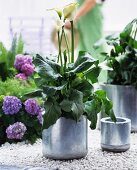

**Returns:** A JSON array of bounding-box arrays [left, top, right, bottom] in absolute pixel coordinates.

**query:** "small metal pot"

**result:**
[[42, 116, 88, 160], [100, 84, 137, 132], [101, 117, 131, 152]]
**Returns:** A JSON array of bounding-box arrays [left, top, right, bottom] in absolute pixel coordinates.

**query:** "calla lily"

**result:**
[[47, 8, 62, 19], [63, 3, 78, 19], [55, 19, 64, 31]]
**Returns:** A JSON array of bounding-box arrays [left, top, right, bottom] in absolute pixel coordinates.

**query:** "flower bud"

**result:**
[[63, 3, 78, 19]]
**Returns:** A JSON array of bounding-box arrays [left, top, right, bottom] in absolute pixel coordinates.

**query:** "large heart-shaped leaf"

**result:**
[[23, 89, 43, 98], [69, 51, 97, 73], [42, 84, 66, 96], [72, 79, 93, 99], [43, 99, 61, 129], [85, 66, 101, 83], [84, 98, 102, 129], [34, 54, 61, 80], [60, 90, 84, 121]]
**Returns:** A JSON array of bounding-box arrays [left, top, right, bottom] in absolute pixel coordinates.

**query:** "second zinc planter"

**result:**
[[101, 117, 131, 152]]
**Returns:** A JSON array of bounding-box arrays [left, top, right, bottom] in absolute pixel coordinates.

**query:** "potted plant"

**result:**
[[25, 3, 116, 159], [97, 19, 137, 132]]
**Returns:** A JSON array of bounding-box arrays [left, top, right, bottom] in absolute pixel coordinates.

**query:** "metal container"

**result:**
[[42, 116, 88, 160], [101, 117, 131, 152], [100, 84, 137, 132]]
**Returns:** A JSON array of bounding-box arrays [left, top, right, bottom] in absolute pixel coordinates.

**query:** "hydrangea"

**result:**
[[2, 96, 22, 115], [6, 122, 27, 140], [14, 54, 33, 71], [21, 64, 34, 76], [37, 111, 43, 125], [24, 99, 41, 116], [15, 73, 28, 80]]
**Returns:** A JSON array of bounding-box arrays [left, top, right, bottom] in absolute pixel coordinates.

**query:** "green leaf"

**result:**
[[34, 77, 48, 88], [99, 61, 113, 71], [43, 99, 61, 129], [95, 90, 107, 99], [0, 42, 8, 63], [120, 19, 135, 40], [60, 100, 73, 112], [16, 34, 24, 54], [84, 98, 102, 129], [23, 89, 43, 98], [42, 85, 65, 96], [7, 35, 17, 68], [69, 51, 97, 73], [95, 90, 113, 114], [60, 90, 84, 121], [72, 79, 93, 99], [75, 51, 97, 66], [34, 54, 61, 80], [85, 66, 101, 83]]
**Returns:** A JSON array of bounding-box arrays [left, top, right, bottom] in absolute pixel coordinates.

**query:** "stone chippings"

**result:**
[[0, 130, 137, 170]]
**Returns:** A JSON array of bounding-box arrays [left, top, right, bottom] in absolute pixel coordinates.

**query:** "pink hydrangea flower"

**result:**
[[14, 54, 33, 71], [15, 73, 28, 80], [21, 64, 34, 76]]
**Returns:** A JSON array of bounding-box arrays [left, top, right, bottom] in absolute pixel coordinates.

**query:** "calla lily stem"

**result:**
[[70, 20, 74, 63]]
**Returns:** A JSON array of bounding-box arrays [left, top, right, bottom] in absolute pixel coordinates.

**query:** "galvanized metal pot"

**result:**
[[101, 117, 131, 152], [100, 84, 137, 132], [42, 116, 88, 160]]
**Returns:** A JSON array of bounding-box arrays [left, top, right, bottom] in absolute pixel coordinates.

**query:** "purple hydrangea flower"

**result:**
[[15, 73, 28, 80], [2, 96, 22, 115], [24, 99, 41, 116], [37, 111, 43, 125], [14, 54, 33, 71], [6, 122, 27, 140], [21, 64, 34, 76]]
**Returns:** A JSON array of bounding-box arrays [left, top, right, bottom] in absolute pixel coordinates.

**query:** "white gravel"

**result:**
[[0, 129, 137, 170]]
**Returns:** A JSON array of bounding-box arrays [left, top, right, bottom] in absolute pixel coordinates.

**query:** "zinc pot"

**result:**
[[101, 117, 131, 152], [100, 84, 137, 132], [42, 116, 88, 160]]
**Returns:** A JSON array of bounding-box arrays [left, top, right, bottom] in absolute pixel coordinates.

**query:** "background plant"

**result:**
[[25, 3, 116, 130], [0, 79, 42, 145], [0, 95, 42, 145], [0, 34, 24, 81], [95, 18, 137, 87]]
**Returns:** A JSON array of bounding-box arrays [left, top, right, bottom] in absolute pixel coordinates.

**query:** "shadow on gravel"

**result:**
[[0, 165, 59, 170]]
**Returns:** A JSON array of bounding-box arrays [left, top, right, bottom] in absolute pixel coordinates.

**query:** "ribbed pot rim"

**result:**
[[99, 83, 135, 88], [101, 117, 131, 124]]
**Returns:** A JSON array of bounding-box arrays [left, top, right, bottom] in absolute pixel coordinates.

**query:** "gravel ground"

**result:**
[[0, 129, 137, 170]]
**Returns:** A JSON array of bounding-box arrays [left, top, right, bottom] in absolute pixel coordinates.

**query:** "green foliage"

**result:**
[[0, 34, 24, 81], [0, 79, 36, 99], [98, 18, 137, 87], [25, 52, 115, 129]]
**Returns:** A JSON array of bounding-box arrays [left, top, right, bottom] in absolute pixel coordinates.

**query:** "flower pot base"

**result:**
[[43, 152, 88, 160], [101, 144, 130, 152]]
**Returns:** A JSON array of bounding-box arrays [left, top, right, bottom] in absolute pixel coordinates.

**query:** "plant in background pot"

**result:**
[[25, 3, 116, 160], [0, 34, 24, 81], [97, 18, 137, 132]]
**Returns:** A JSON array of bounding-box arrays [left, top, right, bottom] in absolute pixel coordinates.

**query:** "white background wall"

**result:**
[[0, 0, 137, 48]]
